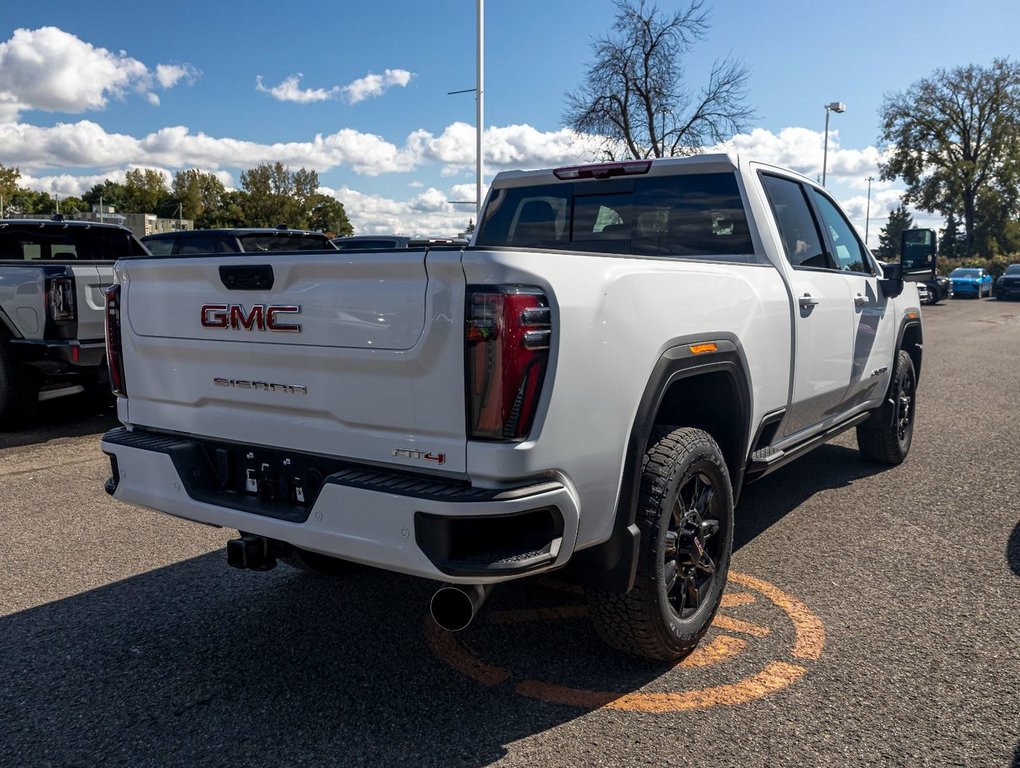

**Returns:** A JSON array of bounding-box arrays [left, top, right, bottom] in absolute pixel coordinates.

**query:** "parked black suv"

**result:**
[[995, 264, 1020, 300], [142, 227, 336, 256]]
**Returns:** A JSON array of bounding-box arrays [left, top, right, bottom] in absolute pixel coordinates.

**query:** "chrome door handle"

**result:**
[[854, 294, 870, 307], [799, 294, 819, 309]]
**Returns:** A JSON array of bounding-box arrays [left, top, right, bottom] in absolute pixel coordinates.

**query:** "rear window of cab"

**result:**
[[475, 172, 759, 263]]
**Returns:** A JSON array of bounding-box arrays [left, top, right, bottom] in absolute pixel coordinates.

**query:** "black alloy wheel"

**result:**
[[586, 427, 734, 661]]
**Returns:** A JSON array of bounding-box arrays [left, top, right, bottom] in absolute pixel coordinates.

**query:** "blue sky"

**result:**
[[2, 0, 1018, 242]]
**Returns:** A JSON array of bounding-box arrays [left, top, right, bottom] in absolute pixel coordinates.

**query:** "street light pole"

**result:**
[[822, 101, 846, 187], [865, 176, 874, 245], [476, 0, 484, 219]]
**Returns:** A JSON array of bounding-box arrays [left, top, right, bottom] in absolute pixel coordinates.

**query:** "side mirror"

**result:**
[[900, 228, 938, 280], [879, 262, 904, 298]]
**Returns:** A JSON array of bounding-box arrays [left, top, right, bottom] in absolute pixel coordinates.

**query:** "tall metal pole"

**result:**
[[476, 0, 484, 218], [865, 176, 874, 245], [99, 195, 104, 224], [822, 108, 831, 187]]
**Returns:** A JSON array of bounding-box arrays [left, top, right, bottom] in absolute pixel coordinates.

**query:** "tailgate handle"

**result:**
[[219, 265, 275, 291]]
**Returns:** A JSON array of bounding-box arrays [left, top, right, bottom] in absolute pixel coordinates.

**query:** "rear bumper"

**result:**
[[101, 426, 580, 584], [8, 338, 106, 374]]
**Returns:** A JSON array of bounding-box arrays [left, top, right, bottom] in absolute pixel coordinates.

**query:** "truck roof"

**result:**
[[490, 153, 742, 188], [0, 218, 134, 234]]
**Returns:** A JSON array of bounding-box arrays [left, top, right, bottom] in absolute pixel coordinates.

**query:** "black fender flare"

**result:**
[[572, 334, 753, 593]]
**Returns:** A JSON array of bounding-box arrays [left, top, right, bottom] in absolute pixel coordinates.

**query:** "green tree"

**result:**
[[83, 180, 127, 213], [564, 0, 754, 159], [939, 213, 962, 259], [172, 169, 227, 227], [57, 195, 87, 216], [876, 204, 914, 260], [122, 169, 170, 214], [0, 164, 20, 214], [240, 162, 321, 227], [879, 59, 1020, 256], [209, 190, 247, 228], [7, 188, 55, 216], [307, 194, 352, 236]]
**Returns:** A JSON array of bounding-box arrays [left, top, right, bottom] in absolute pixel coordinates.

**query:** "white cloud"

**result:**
[[0, 27, 196, 120], [713, 126, 886, 184], [256, 69, 414, 105], [255, 74, 339, 104], [341, 68, 414, 104], [0, 120, 422, 176], [321, 185, 475, 237], [156, 63, 200, 89]]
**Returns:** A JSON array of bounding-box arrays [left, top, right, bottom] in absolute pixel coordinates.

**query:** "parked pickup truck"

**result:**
[[0, 219, 148, 428], [101, 155, 933, 660]]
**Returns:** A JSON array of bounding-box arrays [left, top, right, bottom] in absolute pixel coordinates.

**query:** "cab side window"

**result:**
[[760, 175, 831, 269], [810, 189, 874, 274]]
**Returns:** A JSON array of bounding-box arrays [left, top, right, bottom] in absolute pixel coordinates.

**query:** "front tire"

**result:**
[[857, 350, 916, 465], [586, 427, 734, 661]]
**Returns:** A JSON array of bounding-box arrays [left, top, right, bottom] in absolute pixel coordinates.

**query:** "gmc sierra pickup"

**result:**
[[0, 219, 147, 428], [101, 155, 933, 660]]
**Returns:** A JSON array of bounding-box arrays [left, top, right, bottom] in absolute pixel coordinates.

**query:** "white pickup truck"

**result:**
[[101, 155, 932, 660], [0, 219, 147, 428]]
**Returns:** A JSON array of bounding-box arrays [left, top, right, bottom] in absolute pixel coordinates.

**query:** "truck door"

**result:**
[[807, 188, 894, 409], [759, 173, 854, 437]]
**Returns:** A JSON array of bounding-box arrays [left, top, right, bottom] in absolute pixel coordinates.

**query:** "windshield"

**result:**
[[0, 225, 147, 261], [951, 268, 980, 277], [476, 172, 758, 262], [1005, 264, 1020, 275], [237, 234, 333, 252]]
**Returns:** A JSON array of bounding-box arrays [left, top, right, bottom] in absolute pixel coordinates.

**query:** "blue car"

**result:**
[[950, 267, 993, 299]]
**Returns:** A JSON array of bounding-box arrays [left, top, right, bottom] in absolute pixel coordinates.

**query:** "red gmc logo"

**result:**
[[201, 304, 302, 332]]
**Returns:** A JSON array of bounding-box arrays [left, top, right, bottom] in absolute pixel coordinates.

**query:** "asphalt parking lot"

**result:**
[[2, 297, 1018, 768]]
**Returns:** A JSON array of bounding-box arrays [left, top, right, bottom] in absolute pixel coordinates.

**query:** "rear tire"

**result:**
[[586, 427, 734, 661], [857, 350, 916, 465], [0, 343, 38, 430]]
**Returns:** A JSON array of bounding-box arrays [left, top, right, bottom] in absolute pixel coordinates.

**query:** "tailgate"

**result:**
[[118, 249, 469, 473], [71, 264, 114, 342]]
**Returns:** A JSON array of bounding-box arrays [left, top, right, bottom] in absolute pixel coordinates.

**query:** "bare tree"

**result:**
[[564, 0, 755, 160]]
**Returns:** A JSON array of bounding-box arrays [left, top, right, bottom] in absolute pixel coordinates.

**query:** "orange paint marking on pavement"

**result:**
[[728, 572, 826, 660], [711, 615, 770, 638], [515, 661, 808, 712], [424, 621, 510, 686], [677, 634, 747, 668], [720, 592, 757, 608]]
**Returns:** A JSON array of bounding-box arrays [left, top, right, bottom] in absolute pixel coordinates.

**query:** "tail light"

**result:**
[[47, 275, 76, 322], [466, 286, 551, 440], [105, 284, 126, 396]]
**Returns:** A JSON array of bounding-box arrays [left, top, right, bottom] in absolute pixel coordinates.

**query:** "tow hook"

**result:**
[[226, 534, 278, 571]]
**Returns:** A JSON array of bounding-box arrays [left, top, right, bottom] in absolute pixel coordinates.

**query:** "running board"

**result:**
[[745, 412, 871, 481]]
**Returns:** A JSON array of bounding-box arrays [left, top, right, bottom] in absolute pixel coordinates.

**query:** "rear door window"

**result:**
[[476, 173, 758, 262]]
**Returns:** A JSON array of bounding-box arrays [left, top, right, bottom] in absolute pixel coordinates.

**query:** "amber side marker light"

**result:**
[[689, 342, 719, 355], [906, 311, 919, 320]]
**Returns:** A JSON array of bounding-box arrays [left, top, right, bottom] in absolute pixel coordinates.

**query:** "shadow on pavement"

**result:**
[[0, 553, 676, 768], [734, 444, 888, 550], [0, 394, 117, 450], [1, 444, 891, 767], [1008, 520, 1020, 579]]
